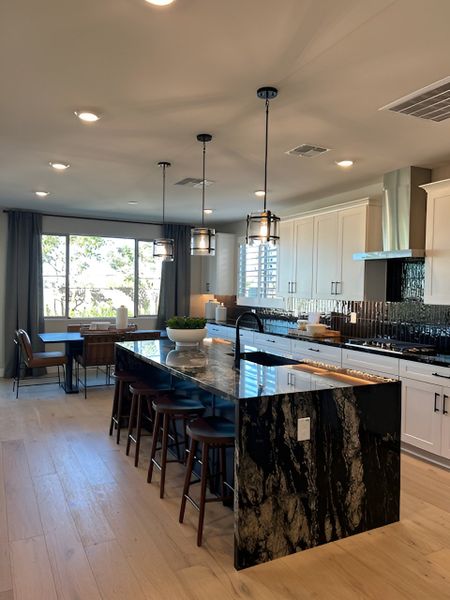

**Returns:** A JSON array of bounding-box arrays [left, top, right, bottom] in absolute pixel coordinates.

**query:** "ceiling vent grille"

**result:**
[[175, 177, 215, 187], [286, 144, 330, 158], [380, 76, 450, 122]]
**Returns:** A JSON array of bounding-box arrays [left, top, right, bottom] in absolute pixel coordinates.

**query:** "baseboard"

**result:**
[[401, 443, 450, 471]]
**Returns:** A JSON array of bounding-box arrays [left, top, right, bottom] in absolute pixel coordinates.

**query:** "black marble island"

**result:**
[[115, 337, 401, 570]]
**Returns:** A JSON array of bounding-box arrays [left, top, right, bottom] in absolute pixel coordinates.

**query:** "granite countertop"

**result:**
[[116, 338, 390, 402], [208, 320, 450, 368]]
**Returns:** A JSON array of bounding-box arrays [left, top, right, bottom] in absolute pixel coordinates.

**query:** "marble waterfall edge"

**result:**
[[234, 382, 401, 569]]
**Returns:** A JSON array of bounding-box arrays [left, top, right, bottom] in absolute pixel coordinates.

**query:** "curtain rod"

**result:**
[[2, 208, 195, 228]]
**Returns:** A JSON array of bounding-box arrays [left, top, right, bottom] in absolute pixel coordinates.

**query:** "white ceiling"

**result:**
[[2, 0, 450, 224]]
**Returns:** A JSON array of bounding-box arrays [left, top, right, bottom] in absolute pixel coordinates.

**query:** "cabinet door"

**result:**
[[336, 206, 366, 300], [401, 378, 442, 455], [313, 212, 339, 299], [278, 220, 294, 296], [424, 190, 450, 304], [441, 391, 450, 459], [294, 217, 314, 298]]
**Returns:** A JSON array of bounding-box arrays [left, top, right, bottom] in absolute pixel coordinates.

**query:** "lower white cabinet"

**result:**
[[399, 359, 450, 460], [341, 349, 399, 379], [253, 332, 292, 354], [292, 340, 342, 366], [206, 324, 234, 340], [401, 378, 443, 455]]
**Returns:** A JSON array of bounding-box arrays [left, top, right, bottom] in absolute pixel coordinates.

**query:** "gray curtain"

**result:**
[[156, 224, 191, 330], [4, 211, 45, 377]]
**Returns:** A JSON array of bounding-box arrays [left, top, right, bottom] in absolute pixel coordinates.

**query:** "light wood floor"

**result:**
[[1, 380, 450, 600]]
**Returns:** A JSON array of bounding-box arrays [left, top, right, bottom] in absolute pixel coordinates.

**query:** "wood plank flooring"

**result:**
[[0, 379, 449, 599]]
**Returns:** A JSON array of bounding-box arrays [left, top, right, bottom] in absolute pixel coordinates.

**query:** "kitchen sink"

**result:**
[[231, 351, 300, 367]]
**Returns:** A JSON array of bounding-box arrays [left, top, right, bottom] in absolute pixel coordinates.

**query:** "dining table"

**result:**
[[38, 330, 162, 394]]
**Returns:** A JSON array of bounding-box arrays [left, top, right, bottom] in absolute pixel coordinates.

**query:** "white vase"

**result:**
[[166, 327, 207, 348]]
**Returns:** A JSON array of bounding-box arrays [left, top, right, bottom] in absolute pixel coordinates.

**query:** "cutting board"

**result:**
[[288, 328, 342, 338]]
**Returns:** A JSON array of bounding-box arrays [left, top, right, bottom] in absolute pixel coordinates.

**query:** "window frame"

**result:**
[[42, 233, 162, 319]]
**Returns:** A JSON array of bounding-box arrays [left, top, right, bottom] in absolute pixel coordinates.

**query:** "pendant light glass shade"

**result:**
[[153, 161, 174, 262], [246, 209, 280, 246], [190, 226, 216, 255], [191, 133, 215, 256], [246, 87, 281, 246]]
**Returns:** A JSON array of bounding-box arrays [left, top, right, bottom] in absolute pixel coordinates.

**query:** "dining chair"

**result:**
[[13, 329, 67, 398], [75, 332, 116, 398]]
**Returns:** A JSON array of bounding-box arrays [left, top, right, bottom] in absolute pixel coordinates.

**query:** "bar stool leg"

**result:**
[[116, 380, 124, 444], [147, 411, 162, 483], [160, 413, 170, 499], [179, 438, 198, 524], [109, 381, 119, 436], [134, 393, 144, 467], [126, 391, 138, 456], [220, 446, 227, 499], [197, 442, 210, 546]]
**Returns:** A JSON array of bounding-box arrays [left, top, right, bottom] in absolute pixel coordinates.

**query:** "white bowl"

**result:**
[[305, 323, 328, 335], [166, 327, 207, 348]]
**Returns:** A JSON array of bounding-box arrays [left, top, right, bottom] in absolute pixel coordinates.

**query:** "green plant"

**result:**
[[166, 316, 207, 329]]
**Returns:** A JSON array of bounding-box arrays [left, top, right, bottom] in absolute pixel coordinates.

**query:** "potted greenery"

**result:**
[[166, 316, 207, 347]]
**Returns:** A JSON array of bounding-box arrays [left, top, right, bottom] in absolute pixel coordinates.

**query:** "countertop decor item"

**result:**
[[116, 305, 128, 330], [305, 323, 328, 336], [246, 86, 280, 246], [205, 299, 220, 319], [215, 303, 227, 322], [166, 316, 207, 347], [191, 134, 215, 256], [153, 161, 175, 261]]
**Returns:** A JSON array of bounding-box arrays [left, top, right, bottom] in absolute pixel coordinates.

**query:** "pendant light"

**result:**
[[191, 133, 216, 256], [246, 86, 280, 246], [153, 161, 175, 261]]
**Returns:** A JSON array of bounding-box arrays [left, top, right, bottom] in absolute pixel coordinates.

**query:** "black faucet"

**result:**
[[234, 311, 264, 369]]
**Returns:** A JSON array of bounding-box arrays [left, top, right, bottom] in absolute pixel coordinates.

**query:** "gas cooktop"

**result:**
[[345, 338, 436, 356]]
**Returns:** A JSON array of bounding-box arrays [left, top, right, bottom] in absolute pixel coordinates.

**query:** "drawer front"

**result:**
[[400, 359, 450, 388], [238, 330, 254, 344], [254, 332, 292, 353], [342, 349, 399, 378], [292, 340, 341, 366], [207, 324, 233, 339]]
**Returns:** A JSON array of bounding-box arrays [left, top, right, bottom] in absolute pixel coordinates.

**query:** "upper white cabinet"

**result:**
[[421, 179, 450, 305], [200, 233, 236, 295], [278, 199, 382, 302]]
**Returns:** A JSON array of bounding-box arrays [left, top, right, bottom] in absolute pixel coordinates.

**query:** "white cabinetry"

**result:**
[[399, 359, 450, 460], [200, 233, 236, 295], [421, 179, 450, 304], [292, 340, 342, 366], [206, 323, 234, 340], [341, 348, 399, 378], [277, 200, 382, 303], [253, 332, 292, 354]]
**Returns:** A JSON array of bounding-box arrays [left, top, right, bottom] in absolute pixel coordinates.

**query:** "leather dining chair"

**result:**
[[14, 329, 67, 398]]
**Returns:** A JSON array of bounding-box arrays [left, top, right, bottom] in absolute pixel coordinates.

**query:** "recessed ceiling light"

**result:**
[[49, 161, 70, 171], [254, 190, 266, 197], [35, 191, 49, 197], [74, 110, 101, 123], [204, 208, 213, 214], [145, 0, 175, 5], [335, 160, 354, 168], [128, 201, 138, 205]]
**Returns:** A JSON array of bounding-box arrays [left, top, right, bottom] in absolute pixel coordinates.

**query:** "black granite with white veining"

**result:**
[[115, 338, 390, 402], [235, 380, 400, 569]]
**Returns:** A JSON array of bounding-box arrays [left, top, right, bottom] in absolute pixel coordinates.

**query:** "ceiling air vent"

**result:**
[[380, 76, 450, 122], [175, 178, 215, 187], [286, 144, 331, 158]]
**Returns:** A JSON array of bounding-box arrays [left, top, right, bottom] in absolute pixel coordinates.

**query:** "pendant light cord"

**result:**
[[201, 140, 206, 227], [263, 97, 269, 212], [162, 163, 166, 226]]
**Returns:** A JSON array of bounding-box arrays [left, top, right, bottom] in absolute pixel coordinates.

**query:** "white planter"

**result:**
[[166, 327, 207, 348]]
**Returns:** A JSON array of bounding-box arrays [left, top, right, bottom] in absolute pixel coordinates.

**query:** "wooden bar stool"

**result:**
[[179, 416, 235, 546], [147, 396, 205, 498], [126, 381, 173, 467], [109, 371, 137, 444]]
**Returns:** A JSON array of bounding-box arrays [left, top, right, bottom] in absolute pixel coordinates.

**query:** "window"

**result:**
[[42, 234, 162, 317], [237, 241, 281, 307]]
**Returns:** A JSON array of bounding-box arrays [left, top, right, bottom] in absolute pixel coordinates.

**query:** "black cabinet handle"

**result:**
[[265, 339, 276, 343], [432, 372, 450, 379], [434, 392, 440, 413], [444, 395, 449, 415], [308, 348, 320, 352]]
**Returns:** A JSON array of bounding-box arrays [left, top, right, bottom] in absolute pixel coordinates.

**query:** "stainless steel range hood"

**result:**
[[353, 166, 431, 260]]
